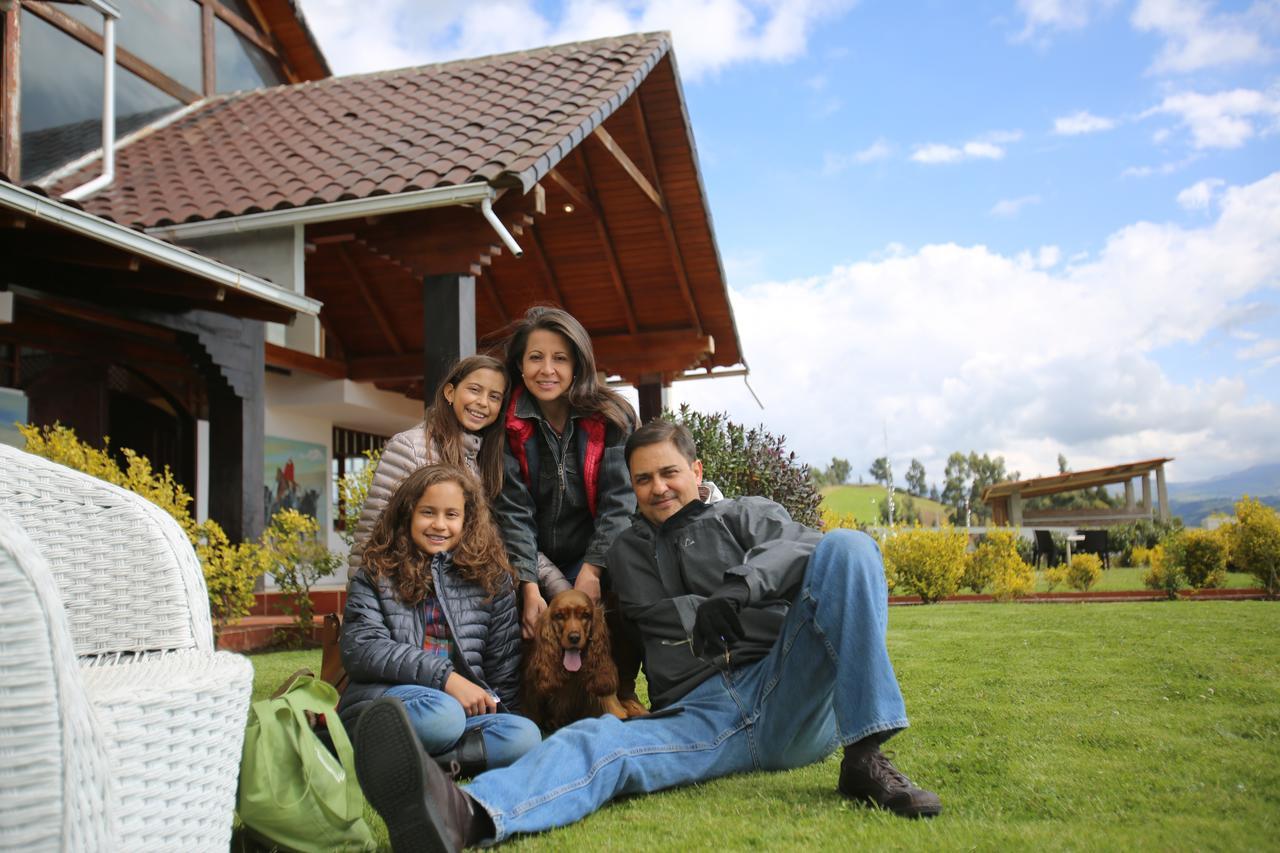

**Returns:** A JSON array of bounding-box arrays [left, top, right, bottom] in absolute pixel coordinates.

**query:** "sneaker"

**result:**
[[353, 697, 485, 852], [838, 743, 942, 818]]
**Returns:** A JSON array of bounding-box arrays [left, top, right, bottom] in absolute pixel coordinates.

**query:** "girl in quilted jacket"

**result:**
[[338, 464, 541, 776], [347, 355, 509, 579], [496, 306, 637, 639]]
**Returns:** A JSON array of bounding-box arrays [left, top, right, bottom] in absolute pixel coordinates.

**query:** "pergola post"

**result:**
[[422, 273, 476, 401], [1156, 465, 1170, 522], [1125, 479, 1135, 510], [636, 374, 668, 425], [1010, 491, 1023, 528], [1142, 474, 1153, 517]]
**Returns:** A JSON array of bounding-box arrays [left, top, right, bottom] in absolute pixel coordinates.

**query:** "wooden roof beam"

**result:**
[[573, 149, 639, 335], [589, 125, 663, 210], [630, 94, 704, 336], [523, 217, 569, 309], [336, 243, 405, 354]]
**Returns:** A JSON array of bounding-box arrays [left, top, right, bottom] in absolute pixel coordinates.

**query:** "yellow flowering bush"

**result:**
[[1229, 497, 1280, 597], [963, 529, 1034, 601], [1173, 528, 1227, 590], [1066, 553, 1103, 591], [881, 527, 967, 603], [1142, 544, 1182, 599], [261, 509, 343, 645]]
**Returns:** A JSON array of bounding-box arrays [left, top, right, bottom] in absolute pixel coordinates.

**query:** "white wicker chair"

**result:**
[[0, 444, 254, 851]]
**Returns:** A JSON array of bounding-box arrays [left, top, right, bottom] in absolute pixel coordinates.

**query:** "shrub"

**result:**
[[965, 529, 1033, 601], [1044, 563, 1068, 591], [1066, 553, 1103, 591], [1130, 545, 1153, 568], [1143, 544, 1184, 599], [1109, 518, 1185, 565], [261, 509, 343, 646], [1229, 497, 1280, 597], [666, 405, 821, 527], [881, 527, 967, 603], [337, 449, 380, 547], [19, 423, 265, 629], [1172, 529, 1227, 590]]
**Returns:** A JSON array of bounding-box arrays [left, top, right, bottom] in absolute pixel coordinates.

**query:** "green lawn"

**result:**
[[1030, 567, 1261, 594], [821, 484, 951, 525], [247, 601, 1280, 850]]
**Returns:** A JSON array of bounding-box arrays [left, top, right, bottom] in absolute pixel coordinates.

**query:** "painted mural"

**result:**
[[0, 387, 28, 449], [264, 435, 328, 530]]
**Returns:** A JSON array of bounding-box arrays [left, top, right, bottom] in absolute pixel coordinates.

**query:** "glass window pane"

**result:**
[[20, 10, 182, 181], [115, 0, 203, 92], [215, 17, 284, 93]]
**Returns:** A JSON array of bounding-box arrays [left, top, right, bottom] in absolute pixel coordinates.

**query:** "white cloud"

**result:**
[[912, 131, 1018, 164], [823, 139, 892, 174], [1177, 177, 1225, 211], [1053, 110, 1117, 135], [669, 171, 1280, 484], [299, 0, 858, 80], [1236, 337, 1280, 368], [1132, 0, 1276, 74], [1145, 88, 1280, 149], [1122, 153, 1200, 178], [991, 195, 1042, 217], [1013, 0, 1119, 41]]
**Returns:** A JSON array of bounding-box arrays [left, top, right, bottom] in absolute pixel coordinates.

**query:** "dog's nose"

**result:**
[[568, 632, 581, 644]]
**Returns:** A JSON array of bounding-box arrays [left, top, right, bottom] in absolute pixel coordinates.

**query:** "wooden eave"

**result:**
[[982, 458, 1177, 502], [252, 0, 331, 81]]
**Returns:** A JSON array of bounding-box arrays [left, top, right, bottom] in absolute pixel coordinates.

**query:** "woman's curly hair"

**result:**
[[363, 464, 514, 604]]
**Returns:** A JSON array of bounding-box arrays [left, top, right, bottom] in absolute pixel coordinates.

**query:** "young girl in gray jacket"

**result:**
[[338, 464, 540, 776]]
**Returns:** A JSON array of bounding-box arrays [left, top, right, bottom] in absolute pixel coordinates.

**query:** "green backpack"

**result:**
[[237, 670, 376, 852]]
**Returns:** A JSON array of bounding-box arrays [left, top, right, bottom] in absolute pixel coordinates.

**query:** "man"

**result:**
[[354, 419, 941, 851]]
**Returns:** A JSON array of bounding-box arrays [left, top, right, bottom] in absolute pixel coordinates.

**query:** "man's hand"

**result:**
[[444, 673, 498, 716], [691, 578, 750, 659], [521, 581, 547, 640], [575, 562, 603, 604]]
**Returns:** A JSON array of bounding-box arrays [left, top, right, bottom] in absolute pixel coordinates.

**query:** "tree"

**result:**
[[869, 456, 892, 487], [905, 458, 927, 496], [967, 452, 1015, 525], [941, 452, 970, 524], [827, 457, 851, 486], [929, 483, 940, 502]]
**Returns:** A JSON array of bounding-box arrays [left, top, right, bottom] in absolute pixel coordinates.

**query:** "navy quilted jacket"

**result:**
[[336, 552, 522, 727]]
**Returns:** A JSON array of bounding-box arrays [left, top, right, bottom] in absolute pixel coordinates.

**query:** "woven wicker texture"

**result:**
[[82, 650, 253, 849], [0, 444, 213, 655], [0, 514, 112, 852]]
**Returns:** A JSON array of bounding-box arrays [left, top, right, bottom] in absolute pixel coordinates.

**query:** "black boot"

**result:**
[[837, 736, 942, 819], [354, 698, 492, 852], [433, 727, 488, 779]]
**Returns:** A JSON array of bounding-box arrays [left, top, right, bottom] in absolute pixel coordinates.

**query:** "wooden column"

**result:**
[[1156, 465, 1170, 522], [422, 273, 475, 401], [1142, 474, 1152, 517], [636, 376, 668, 425], [1, 7, 20, 180]]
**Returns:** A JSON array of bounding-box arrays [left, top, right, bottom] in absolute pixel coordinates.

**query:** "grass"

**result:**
[[1030, 567, 1261, 594], [821, 484, 951, 525], [247, 601, 1280, 851]]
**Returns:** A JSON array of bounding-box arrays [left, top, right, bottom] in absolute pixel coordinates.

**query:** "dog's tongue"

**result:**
[[563, 649, 583, 672]]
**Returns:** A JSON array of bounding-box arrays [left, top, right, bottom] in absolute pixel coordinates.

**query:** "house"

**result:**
[[2, 0, 743, 553]]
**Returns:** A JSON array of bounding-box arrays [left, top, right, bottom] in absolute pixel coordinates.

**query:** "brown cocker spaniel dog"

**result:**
[[523, 590, 648, 731]]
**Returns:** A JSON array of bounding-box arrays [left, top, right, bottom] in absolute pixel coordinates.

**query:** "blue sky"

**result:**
[[302, 0, 1280, 486]]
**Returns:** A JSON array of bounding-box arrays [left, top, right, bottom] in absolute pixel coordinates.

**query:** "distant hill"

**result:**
[[1167, 463, 1280, 500], [1169, 495, 1280, 527], [820, 484, 950, 526]]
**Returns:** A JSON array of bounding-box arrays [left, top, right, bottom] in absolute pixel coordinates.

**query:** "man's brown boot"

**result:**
[[837, 738, 942, 819], [354, 697, 492, 852]]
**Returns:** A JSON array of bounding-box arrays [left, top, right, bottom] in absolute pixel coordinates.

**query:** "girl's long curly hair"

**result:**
[[423, 354, 510, 500], [502, 306, 635, 432], [363, 464, 514, 604]]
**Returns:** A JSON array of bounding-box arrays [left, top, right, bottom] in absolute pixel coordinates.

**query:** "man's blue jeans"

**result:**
[[383, 685, 542, 769], [465, 529, 908, 841]]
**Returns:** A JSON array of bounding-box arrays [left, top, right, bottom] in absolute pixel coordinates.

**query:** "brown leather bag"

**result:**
[[319, 612, 349, 695]]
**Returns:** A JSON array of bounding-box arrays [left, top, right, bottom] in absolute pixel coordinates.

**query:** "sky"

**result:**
[[298, 0, 1280, 488]]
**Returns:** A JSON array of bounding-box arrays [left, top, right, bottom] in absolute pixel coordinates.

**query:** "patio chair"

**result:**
[[1031, 529, 1061, 569], [1078, 529, 1111, 569], [0, 444, 253, 850]]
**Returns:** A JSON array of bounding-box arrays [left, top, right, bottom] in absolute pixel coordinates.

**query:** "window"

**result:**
[[115, 0, 203, 92], [215, 17, 285, 93]]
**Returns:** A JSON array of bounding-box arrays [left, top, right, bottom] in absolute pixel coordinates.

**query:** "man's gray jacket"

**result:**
[[606, 495, 823, 709]]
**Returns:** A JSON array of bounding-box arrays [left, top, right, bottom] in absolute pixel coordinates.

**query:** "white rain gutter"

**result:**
[[1, 181, 322, 316], [63, 1, 120, 201], [146, 181, 525, 256]]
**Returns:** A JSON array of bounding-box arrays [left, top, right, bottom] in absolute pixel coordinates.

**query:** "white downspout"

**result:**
[[481, 196, 523, 258], [64, 9, 117, 201]]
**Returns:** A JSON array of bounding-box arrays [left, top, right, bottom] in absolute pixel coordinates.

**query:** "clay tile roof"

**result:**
[[47, 32, 671, 229]]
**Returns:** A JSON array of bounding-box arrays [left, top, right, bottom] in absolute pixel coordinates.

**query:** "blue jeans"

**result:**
[[383, 685, 541, 769], [465, 529, 908, 841]]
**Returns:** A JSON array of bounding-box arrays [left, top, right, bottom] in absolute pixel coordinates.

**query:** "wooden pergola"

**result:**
[[982, 457, 1175, 528]]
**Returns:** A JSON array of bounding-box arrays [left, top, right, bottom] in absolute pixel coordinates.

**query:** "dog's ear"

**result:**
[[526, 602, 566, 692], [583, 600, 619, 697]]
